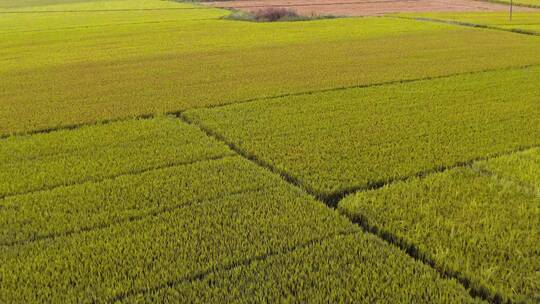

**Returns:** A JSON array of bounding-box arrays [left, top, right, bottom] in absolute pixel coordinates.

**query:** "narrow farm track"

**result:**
[[2, 62, 538, 141]]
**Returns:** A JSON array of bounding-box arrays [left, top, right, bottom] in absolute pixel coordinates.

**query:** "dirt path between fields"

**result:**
[[203, 0, 536, 17]]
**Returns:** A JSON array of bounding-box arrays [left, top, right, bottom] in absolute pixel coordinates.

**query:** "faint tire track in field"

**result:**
[[0, 153, 235, 202], [0, 186, 268, 247]]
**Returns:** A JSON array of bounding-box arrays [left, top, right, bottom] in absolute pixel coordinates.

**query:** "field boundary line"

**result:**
[[392, 15, 540, 36], [178, 113, 315, 198], [0, 113, 156, 140], [192, 63, 540, 110], [325, 144, 540, 205], [0, 186, 268, 248], [2, 62, 539, 140], [337, 147, 540, 303], [0, 153, 236, 202], [0, 18, 219, 35], [0, 7, 216, 14], [106, 230, 359, 303], [341, 209, 503, 302]]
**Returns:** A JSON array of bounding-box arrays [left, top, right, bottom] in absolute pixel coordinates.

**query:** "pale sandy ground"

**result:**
[[204, 0, 535, 17]]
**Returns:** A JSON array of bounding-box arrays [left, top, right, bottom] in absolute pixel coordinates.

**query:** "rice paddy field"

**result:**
[[402, 12, 540, 34], [1, 0, 539, 303]]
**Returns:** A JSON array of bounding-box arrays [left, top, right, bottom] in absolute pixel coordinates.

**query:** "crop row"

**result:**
[[0, 152, 478, 303], [3, 10, 540, 135], [339, 148, 540, 303], [0, 116, 233, 198], [125, 232, 480, 303], [185, 65, 540, 199]]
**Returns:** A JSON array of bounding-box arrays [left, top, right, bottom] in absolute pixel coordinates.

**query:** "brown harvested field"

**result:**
[[204, 0, 535, 16]]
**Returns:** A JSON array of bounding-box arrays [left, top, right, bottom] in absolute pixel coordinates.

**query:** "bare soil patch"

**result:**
[[204, 0, 535, 17]]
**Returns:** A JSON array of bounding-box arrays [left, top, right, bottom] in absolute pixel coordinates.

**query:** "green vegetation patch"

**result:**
[[339, 148, 540, 303], [0, 154, 358, 302], [478, 147, 540, 190], [0, 156, 266, 245], [185, 66, 540, 198], [0, 0, 189, 10], [0, 116, 233, 198], [0, 9, 228, 34], [402, 12, 540, 34], [126, 233, 481, 303], [0, 152, 475, 303], [3, 12, 540, 135]]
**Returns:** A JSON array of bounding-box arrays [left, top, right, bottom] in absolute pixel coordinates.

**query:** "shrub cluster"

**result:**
[[253, 7, 302, 22], [225, 7, 332, 22]]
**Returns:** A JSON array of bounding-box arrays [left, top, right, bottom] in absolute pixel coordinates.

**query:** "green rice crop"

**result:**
[[0, 116, 233, 198], [185, 65, 540, 199], [0, 4, 226, 33], [403, 12, 540, 34], [0, 152, 475, 303], [0, 156, 266, 245], [478, 147, 540, 190], [3, 3, 540, 136], [125, 233, 481, 303], [339, 148, 540, 303], [0, 154, 354, 302], [0, 0, 187, 10]]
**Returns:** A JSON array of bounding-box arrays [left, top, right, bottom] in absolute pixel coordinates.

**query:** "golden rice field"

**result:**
[[1, 0, 539, 303]]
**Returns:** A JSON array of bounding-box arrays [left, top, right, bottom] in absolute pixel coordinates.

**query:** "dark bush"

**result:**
[[253, 7, 300, 22], [223, 7, 336, 22]]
